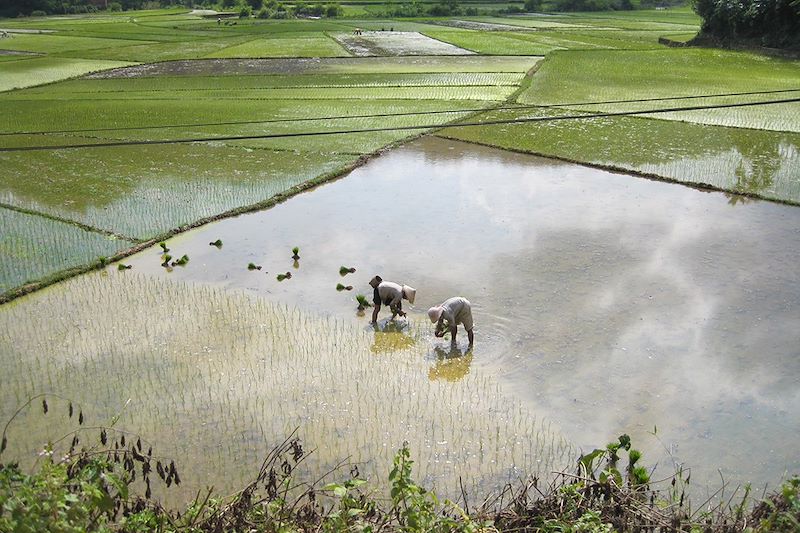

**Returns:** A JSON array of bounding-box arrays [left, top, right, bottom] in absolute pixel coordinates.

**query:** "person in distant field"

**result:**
[[428, 297, 474, 350], [369, 275, 416, 324]]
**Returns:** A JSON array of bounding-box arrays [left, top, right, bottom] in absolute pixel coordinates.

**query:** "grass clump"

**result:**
[[2, 407, 798, 533]]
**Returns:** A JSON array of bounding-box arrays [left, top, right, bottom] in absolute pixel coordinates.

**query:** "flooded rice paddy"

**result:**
[[2, 136, 799, 503]]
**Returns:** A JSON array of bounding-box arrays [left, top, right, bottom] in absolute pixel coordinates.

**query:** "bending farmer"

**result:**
[[369, 275, 416, 324], [428, 297, 474, 350]]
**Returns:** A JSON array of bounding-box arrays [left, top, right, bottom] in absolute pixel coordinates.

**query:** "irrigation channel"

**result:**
[[2, 136, 799, 505]]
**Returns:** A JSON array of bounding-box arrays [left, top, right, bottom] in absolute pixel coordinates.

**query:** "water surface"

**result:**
[[128, 136, 800, 496]]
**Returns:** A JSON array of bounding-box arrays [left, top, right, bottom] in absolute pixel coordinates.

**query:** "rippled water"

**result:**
[[125, 136, 800, 497]]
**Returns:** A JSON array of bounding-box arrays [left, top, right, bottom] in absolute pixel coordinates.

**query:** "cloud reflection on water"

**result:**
[[127, 136, 800, 493]]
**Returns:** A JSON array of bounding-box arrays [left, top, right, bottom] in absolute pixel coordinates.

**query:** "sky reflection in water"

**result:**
[[129, 136, 800, 495]]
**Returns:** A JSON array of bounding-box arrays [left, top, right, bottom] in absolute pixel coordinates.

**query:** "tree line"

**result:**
[[693, 0, 800, 49]]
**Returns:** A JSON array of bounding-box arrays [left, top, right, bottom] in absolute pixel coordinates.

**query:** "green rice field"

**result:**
[[0, 27, 540, 294], [0, 272, 574, 502], [2, 6, 798, 295], [1, 6, 800, 508]]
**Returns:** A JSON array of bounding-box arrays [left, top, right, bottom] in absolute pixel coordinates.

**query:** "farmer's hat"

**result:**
[[428, 306, 443, 323], [402, 285, 416, 305]]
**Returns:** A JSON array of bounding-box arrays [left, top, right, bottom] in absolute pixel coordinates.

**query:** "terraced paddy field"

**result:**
[[2, 136, 798, 504], [0, 50, 540, 295], [1, 6, 800, 509]]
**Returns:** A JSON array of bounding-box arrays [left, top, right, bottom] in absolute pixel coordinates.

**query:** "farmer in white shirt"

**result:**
[[369, 275, 416, 324], [428, 297, 474, 349]]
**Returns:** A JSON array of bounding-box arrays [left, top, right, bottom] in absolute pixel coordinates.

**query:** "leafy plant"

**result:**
[[751, 477, 800, 532], [247, 262, 262, 271], [339, 266, 356, 276], [209, 239, 223, 248]]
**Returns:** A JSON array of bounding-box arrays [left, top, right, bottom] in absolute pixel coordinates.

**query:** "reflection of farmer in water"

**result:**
[[428, 296, 474, 350], [370, 324, 416, 354], [428, 345, 473, 382], [369, 275, 416, 324]]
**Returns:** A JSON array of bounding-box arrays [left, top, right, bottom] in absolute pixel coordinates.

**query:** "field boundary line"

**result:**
[[3, 88, 798, 137], [3, 95, 799, 152], [0, 202, 142, 243], [433, 131, 800, 209], [0, 103, 480, 305]]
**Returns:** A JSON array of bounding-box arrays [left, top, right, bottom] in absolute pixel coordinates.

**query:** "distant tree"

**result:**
[[524, 0, 542, 11], [428, 0, 460, 16], [693, 0, 800, 49], [325, 3, 341, 17]]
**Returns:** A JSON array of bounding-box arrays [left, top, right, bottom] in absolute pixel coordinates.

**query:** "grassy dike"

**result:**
[[1, 402, 798, 532]]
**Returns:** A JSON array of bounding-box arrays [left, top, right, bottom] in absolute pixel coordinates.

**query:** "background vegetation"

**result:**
[[2, 401, 799, 532], [693, 0, 800, 50]]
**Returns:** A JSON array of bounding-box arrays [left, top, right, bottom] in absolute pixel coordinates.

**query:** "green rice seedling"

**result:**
[[335, 283, 353, 291], [0, 209, 132, 295], [209, 239, 223, 248], [339, 266, 356, 276], [172, 255, 189, 267], [291, 247, 300, 260], [0, 272, 575, 502], [161, 254, 172, 267], [247, 263, 261, 271], [159, 242, 169, 253], [117, 263, 132, 271], [356, 294, 372, 311], [276, 272, 292, 281]]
